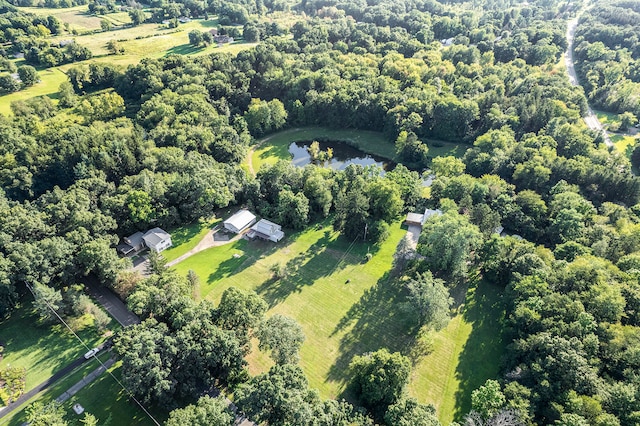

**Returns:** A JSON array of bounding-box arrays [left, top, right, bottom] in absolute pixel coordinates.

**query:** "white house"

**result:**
[[224, 209, 257, 234], [247, 219, 285, 242], [142, 228, 173, 253]]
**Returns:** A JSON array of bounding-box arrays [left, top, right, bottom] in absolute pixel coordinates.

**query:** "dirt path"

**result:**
[[246, 128, 301, 175], [165, 227, 242, 267]]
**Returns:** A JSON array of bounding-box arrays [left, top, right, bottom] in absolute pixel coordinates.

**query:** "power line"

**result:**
[[24, 283, 161, 426]]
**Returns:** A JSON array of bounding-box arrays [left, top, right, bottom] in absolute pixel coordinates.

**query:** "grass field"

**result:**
[[0, 351, 112, 426], [594, 109, 621, 128], [0, 301, 110, 396], [250, 127, 469, 173], [171, 220, 505, 420], [58, 362, 159, 426], [408, 279, 506, 423], [0, 68, 67, 116]]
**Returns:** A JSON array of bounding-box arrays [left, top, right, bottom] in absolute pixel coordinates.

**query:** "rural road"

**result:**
[[565, 14, 613, 147], [0, 341, 109, 420]]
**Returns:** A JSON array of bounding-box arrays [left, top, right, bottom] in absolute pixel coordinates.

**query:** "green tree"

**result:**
[[80, 413, 98, 426], [32, 284, 63, 323], [100, 19, 111, 31], [257, 314, 305, 365], [350, 349, 411, 414], [431, 156, 465, 177], [216, 287, 267, 345], [384, 398, 441, 426], [276, 189, 309, 229], [189, 30, 204, 47], [369, 179, 403, 222], [25, 402, 67, 426], [17, 65, 38, 87], [235, 364, 320, 425], [166, 395, 234, 426], [406, 272, 453, 330], [471, 379, 506, 419], [417, 211, 483, 278], [128, 9, 145, 26]]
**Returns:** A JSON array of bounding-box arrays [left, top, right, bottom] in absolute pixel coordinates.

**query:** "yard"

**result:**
[[171, 219, 505, 422], [0, 301, 109, 396]]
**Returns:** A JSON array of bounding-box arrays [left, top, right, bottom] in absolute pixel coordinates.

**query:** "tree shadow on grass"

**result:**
[[452, 280, 507, 421], [327, 271, 418, 400], [255, 229, 356, 307], [164, 43, 202, 56]]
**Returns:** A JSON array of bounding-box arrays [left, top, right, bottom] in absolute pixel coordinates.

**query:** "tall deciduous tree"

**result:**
[[166, 396, 234, 426], [405, 272, 453, 330], [349, 349, 411, 415], [257, 314, 305, 365]]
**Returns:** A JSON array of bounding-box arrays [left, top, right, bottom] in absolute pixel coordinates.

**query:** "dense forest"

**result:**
[[3, 0, 640, 424]]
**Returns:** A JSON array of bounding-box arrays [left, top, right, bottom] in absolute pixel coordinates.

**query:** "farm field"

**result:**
[[171, 219, 505, 422], [0, 9, 255, 116]]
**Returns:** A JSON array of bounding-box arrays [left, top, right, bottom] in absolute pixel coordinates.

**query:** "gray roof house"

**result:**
[[143, 228, 172, 253], [118, 227, 172, 255]]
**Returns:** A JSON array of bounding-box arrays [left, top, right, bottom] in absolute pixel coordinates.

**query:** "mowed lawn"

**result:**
[[172, 220, 506, 419], [0, 68, 67, 116], [408, 279, 506, 424], [0, 301, 107, 394], [160, 216, 221, 262]]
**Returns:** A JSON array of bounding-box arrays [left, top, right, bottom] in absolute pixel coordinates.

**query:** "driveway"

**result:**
[[83, 276, 140, 327]]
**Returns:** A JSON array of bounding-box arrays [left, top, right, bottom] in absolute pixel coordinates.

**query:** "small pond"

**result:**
[[288, 140, 394, 171]]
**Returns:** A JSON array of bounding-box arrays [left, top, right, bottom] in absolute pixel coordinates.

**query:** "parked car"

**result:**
[[84, 347, 100, 359]]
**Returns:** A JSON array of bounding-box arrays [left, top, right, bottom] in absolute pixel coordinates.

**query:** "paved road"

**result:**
[[83, 276, 140, 327], [0, 344, 109, 420], [565, 14, 613, 147]]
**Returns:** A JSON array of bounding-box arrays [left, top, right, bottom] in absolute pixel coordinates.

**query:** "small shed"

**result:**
[[405, 212, 425, 227], [224, 210, 257, 234], [247, 219, 285, 242], [142, 228, 172, 253]]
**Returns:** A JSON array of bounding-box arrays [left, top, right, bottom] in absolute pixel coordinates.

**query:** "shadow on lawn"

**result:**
[[0, 303, 98, 388], [327, 271, 417, 399], [255, 229, 340, 307], [452, 280, 506, 421]]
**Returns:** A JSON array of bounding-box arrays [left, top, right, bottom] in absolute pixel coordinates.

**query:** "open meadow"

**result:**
[[171, 219, 505, 423]]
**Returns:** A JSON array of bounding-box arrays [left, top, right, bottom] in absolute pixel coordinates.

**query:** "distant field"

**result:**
[[171, 219, 505, 420], [0, 68, 67, 116], [0, 16, 255, 116]]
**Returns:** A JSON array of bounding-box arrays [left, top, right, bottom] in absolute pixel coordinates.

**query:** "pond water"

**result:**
[[288, 140, 394, 171]]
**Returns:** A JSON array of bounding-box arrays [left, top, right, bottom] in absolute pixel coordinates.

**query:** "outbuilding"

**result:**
[[223, 209, 257, 234]]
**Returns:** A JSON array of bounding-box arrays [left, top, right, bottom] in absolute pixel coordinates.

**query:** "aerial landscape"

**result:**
[[0, 0, 639, 424]]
